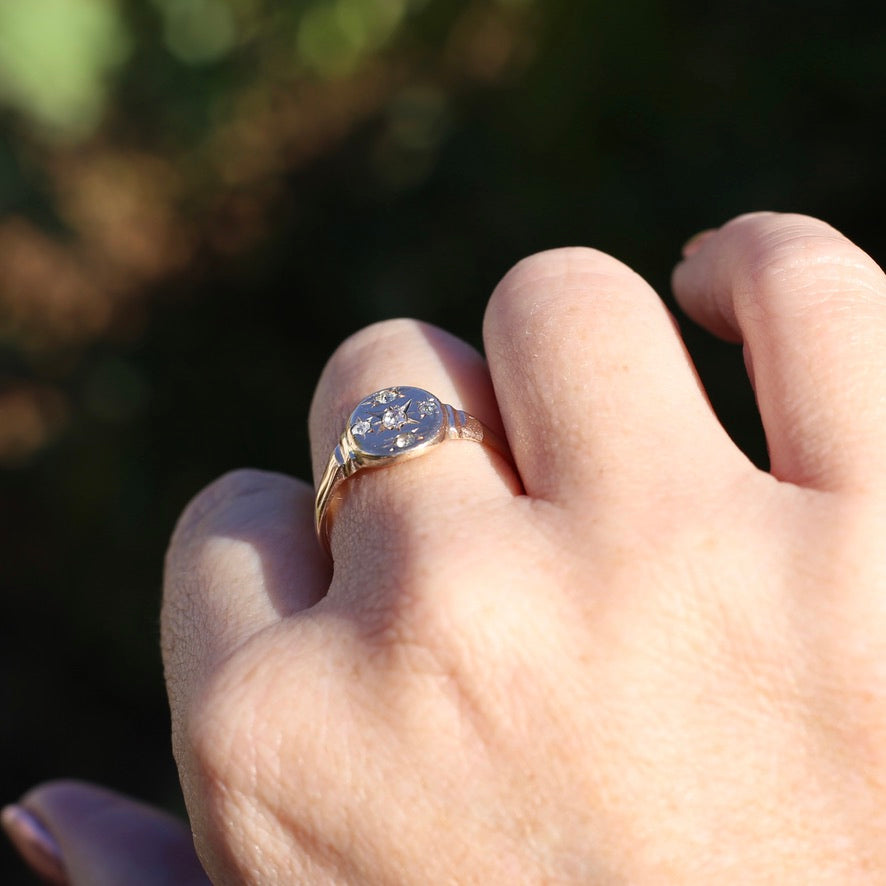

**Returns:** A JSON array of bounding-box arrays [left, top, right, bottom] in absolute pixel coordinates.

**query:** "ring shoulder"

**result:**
[[444, 405, 484, 443], [314, 436, 354, 542], [444, 404, 513, 468]]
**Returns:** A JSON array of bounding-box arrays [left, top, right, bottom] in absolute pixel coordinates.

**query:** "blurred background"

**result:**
[[2, 0, 885, 880]]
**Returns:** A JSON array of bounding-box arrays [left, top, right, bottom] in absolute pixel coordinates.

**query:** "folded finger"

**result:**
[[5, 781, 208, 886], [673, 212, 886, 491]]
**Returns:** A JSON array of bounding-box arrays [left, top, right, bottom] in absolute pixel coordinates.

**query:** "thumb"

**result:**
[[3, 780, 209, 885]]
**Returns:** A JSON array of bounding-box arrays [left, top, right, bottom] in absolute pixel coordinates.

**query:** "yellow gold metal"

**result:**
[[314, 386, 510, 554]]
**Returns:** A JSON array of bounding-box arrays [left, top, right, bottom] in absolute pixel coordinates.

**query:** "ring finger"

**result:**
[[308, 318, 520, 572]]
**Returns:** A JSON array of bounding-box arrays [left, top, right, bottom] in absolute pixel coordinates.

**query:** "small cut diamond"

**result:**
[[351, 418, 372, 436], [418, 399, 439, 417], [375, 389, 399, 404], [382, 405, 409, 429], [395, 432, 416, 448]]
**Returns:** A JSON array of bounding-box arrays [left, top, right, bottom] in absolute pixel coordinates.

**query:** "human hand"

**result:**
[[8, 212, 886, 883]]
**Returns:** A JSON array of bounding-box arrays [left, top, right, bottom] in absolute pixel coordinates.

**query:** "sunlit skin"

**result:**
[[9, 212, 886, 883]]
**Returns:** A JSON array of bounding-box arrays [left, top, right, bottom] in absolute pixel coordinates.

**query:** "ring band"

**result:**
[[314, 385, 511, 554]]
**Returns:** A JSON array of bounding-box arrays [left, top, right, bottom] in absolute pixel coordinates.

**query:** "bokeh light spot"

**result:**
[[297, 4, 362, 78], [0, 383, 69, 466], [336, 0, 405, 53], [297, 0, 409, 78], [0, 0, 130, 137], [155, 0, 238, 65]]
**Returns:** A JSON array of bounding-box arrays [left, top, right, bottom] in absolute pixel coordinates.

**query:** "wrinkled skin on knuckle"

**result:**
[[727, 216, 886, 332], [344, 541, 545, 737], [487, 246, 641, 310]]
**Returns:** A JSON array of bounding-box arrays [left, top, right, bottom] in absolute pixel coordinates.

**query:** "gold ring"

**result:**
[[315, 386, 510, 554]]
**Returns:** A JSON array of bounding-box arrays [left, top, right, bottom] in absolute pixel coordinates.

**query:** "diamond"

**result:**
[[351, 418, 372, 436], [418, 399, 439, 417], [382, 404, 409, 429], [395, 432, 416, 448], [375, 389, 399, 404]]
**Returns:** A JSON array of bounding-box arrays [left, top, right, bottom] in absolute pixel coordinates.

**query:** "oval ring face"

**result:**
[[346, 386, 444, 459]]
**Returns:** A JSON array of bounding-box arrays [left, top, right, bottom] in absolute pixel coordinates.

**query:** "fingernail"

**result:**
[[2, 805, 68, 885], [681, 228, 717, 258]]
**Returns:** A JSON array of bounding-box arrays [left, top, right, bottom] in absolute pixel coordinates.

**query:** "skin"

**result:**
[[11, 211, 886, 883]]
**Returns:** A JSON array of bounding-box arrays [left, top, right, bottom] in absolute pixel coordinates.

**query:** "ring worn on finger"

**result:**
[[315, 386, 510, 554]]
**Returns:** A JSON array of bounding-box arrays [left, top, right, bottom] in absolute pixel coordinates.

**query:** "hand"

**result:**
[[9, 212, 886, 883]]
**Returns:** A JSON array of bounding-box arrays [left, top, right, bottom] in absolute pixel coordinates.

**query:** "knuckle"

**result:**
[[726, 214, 886, 326], [312, 318, 421, 389], [325, 317, 424, 366], [491, 246, 637, 302], [361, 536, 538, 666], [309, 317, 435, 430], [168, 468, 280, 553], [501, 245, 629, 281], [485, 246, 651, 336], [186, 674, 253, 784], [181, 646, 290, 807], [162, 471, 283, 670]]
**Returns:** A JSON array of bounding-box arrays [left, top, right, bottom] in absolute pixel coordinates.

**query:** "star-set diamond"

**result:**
[[382, 403, 411, 429], [374, 388, 399, 404]]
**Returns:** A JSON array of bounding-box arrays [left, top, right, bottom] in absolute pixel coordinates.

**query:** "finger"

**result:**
[[4, 781, 208, 886], [162, 469, 328, 729], [483, 247, 745, 504], [672, 212, 886, 491], [308, 318, 520, 562]]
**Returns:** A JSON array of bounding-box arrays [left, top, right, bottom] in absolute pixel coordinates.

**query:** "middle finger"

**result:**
[[483, 247, 748, 505]]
